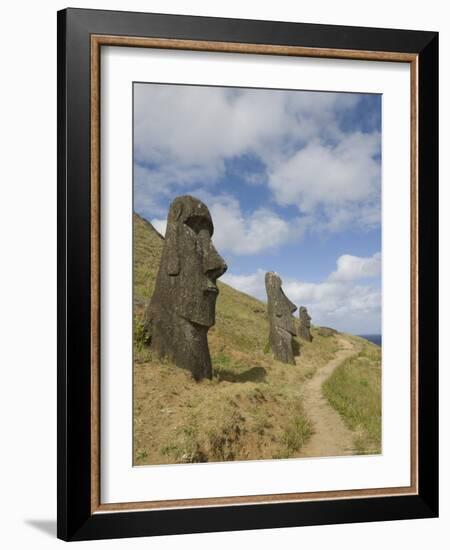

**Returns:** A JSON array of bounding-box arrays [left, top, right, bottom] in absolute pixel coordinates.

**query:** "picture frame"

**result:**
[[57, 7, 438, 541]]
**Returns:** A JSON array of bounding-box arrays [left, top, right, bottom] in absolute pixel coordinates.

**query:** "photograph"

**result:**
[[132, 82, 383, 466]]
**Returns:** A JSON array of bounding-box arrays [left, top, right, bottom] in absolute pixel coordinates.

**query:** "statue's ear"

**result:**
[[166, 202, 183, 276], [166, 233, 180, 275]]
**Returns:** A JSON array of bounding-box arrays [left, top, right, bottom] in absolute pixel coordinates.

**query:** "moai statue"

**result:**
[[298, 306, 313, 342], [144, 196, 227, 380], [265, 272, 297, 364]]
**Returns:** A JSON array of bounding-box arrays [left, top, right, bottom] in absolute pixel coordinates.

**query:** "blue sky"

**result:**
[[134, 83, 382, 334]]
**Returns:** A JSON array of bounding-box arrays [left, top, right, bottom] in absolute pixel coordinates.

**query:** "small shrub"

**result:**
[[160, 415, 208, 463], [208, 410, 245, 461], [135, 450, 148, 462], [213, 353, 232, 368], [253, 412, 272, 436], [282, 415, 313, 454], [134, 316, 149, 351]]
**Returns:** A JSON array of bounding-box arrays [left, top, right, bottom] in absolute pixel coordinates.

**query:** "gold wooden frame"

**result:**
[[90, 35, 419, 514]]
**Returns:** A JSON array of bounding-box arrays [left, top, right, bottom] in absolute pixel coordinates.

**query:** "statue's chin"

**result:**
[[277, 322, 296, 336], [184, 316, 214, 328], [174, 293, 217, 328], [184, 308, 215, 329]]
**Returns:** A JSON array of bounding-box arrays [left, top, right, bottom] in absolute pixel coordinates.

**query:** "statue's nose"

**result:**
[[204, 242, 227, 279]]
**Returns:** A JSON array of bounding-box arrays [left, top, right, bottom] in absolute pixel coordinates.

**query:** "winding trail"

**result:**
[[299, 338, 360, 458]]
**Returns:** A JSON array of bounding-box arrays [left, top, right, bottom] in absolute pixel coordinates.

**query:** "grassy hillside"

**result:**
[[133, 213, 379, 465]]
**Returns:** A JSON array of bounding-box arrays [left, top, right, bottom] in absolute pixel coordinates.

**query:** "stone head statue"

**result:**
[[265, 272, 297, 364], [144, 195, 227, 380], [298, 306, 313, 342]]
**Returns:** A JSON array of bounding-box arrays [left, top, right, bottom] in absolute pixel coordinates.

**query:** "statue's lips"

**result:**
[[204, 283, 219, 294], [277, 326, 296, 337]]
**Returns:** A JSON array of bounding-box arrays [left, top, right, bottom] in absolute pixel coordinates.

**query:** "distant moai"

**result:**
[[298, 306, 313, 342], [265, 272, 297, 364], [144, 195, 227, 380]]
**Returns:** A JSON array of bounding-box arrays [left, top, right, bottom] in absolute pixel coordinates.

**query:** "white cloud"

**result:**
[[221, 269, 267, 298], [162, 194, 296, 255], [151, 218, 167, 237], [329, 252, 381, 281], [134, 86, 358, 179], [150, 194, 296, 256], [209, 196, 292, 255], [134, 85, 289, 189], [290, 283, 380, 334], [134, 84, 380, 235], [220, 252, 382, 334], [268, 132, 381, 227]]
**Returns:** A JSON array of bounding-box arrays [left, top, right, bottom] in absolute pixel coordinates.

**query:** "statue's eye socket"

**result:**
[[185, 216, 211, 235]]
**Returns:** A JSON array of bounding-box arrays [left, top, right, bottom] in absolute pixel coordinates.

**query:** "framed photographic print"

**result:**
[[57, 8, 438, 541]]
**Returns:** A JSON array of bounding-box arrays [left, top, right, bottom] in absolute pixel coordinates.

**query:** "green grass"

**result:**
[[322, 344, 382, 454]]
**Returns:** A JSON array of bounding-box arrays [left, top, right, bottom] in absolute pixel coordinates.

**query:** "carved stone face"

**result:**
[[299, 306, 311, 328], [265, 272, 297, 336], [164, 196, 227, 327], [275, 288, 297, 336]]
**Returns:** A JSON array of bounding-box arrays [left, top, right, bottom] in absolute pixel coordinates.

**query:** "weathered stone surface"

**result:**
[[298, 306, 313, 342], [144, 195, 227, 380], [265, 272, 297, 364], [317, 326, 338, 337]]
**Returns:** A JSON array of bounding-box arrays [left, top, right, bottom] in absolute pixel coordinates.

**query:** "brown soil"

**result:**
[[298, 338, 360, 458]]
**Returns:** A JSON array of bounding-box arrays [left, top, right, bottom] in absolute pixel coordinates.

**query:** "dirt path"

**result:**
[[299, 338, 359, 458]]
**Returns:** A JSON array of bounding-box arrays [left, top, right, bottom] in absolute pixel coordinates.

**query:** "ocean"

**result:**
[[358, 334, 382, 346]]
